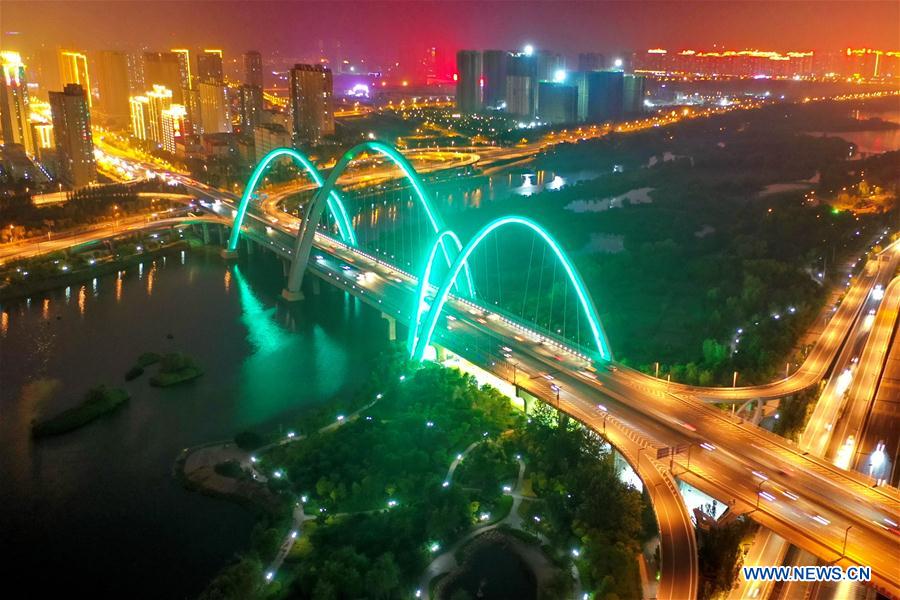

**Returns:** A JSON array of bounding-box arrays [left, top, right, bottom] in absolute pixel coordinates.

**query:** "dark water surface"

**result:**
[[0, 249, 389, 598]]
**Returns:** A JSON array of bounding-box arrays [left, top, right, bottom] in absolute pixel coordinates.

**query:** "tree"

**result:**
[[365, 553, 401, 599]]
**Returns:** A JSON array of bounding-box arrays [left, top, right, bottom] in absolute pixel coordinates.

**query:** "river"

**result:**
[[0, 249, 389, 598]]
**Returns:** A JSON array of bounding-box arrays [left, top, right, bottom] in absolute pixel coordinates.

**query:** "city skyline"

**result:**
[[3, 1, 899, 67]]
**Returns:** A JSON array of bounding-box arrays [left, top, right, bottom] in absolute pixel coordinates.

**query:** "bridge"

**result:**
[[164, 143, 898, 598]]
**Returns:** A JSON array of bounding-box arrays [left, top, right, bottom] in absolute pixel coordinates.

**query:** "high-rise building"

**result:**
[[455, 50, 482, 113], [578, 52, 605, 72], [537, 81, 577, 124], [586, 70, 624, 123], [146, 84, 173, 144], [244, 51, 263, 87], [482, 50, 508, 109], [144, 52, 183, 103], [535, 50, 564, 83], [160, 104, 187, 153], [37, 47, 63, 97], [289, 64, 334, 144], [505, 52, 536, 117], [238, 84, 263, 134], [197, 50, 224, 83], [49, 83, 96, 187], [58, 51, 91, 107], [254, 123, 291, 162], [96, 51, 131, 126], [570, 72, 590, 122], [0, 52, 35, 155], [129, 95, 151, 141], [622, 74, 646, 117], [171, 49, 193, 90], [198, 81, 232, 134], [126, 52, 145, 94]]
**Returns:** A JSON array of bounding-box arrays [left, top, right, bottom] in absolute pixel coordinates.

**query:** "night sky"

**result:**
[[3, 0, 898, 67]]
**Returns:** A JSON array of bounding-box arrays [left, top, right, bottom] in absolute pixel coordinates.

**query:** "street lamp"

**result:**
[[842, 524, 852, 556], [755, 480, 767, 510], [550, 383, 560, 408], [733, 370, 739, 387]]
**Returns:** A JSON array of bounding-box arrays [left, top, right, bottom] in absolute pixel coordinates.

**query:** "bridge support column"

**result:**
[[435, 345, 447, 362], [381, 313, 397, 341], [311, 277, 321, 296], [281, 287, 304, 302], [201, 223, 211, 245], [282, 258, 291, 277]]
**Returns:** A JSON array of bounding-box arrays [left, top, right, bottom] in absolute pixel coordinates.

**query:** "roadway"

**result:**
[[828, 277, 900, 470], [856, 278, 900, 487], [0, 211, 223, 264]]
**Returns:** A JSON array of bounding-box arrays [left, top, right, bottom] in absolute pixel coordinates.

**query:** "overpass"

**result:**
[[93, 143, 900, 598]]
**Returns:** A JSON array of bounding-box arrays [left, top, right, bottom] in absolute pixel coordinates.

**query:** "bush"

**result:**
[[235, 431, 265, 451]]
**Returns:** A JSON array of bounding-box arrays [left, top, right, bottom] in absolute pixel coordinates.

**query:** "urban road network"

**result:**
[[6, 142, 899, 600]]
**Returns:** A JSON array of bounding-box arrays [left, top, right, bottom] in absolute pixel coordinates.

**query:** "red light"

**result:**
[[479, 76, 484, 87], [452, 73, 458, 82]]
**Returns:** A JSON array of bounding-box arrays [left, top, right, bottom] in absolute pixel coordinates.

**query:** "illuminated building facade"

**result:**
[[455, 50, 482, 113], [58, 50, 91, 107], [198, 81, 232, 134], [129, 95, 151, 141], [160, 104, 187, 153], [147, 84, 173, 143], [33, 123, 55, 150], [198, 50, 224, 83], [144, 52, 183, 103], [171, 49, 193, 90], [289, 63, 334, 144], [48, 83, 96, 187], [0, 51, 35, 155], [96, 51, 131, 126], [238, 84, 263, 134]]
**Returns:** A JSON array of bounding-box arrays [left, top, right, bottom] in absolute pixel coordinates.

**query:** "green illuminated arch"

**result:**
[[407, 229, 468, 354], [286, 140, 474, 297], [408, 216, 613, 362], [227, 147, 356, 252]]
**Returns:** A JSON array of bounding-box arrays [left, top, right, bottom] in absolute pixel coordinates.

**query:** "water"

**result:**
[[0, 249, 389, 598], [811, 108, 900, 155]]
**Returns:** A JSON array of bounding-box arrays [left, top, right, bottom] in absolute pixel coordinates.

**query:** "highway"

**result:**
[[827, 277, 900, 469], [856, 278, 900, 487]]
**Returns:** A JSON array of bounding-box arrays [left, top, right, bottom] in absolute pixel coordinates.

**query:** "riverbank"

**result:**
[[0, 239, 194, 302]]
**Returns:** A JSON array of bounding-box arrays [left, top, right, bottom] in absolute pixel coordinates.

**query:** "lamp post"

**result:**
[[842, 524, 852, 556], [733, 370, 739, 388], [755, 480, 767, 510]]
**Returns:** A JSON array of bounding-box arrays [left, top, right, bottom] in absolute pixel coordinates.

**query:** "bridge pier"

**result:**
[[311, 277, 321, 296], [381, 313, 397, 341], [282, 258, 291, 277], [281, 287, 304, 302], [201, 223, 211, 245]]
